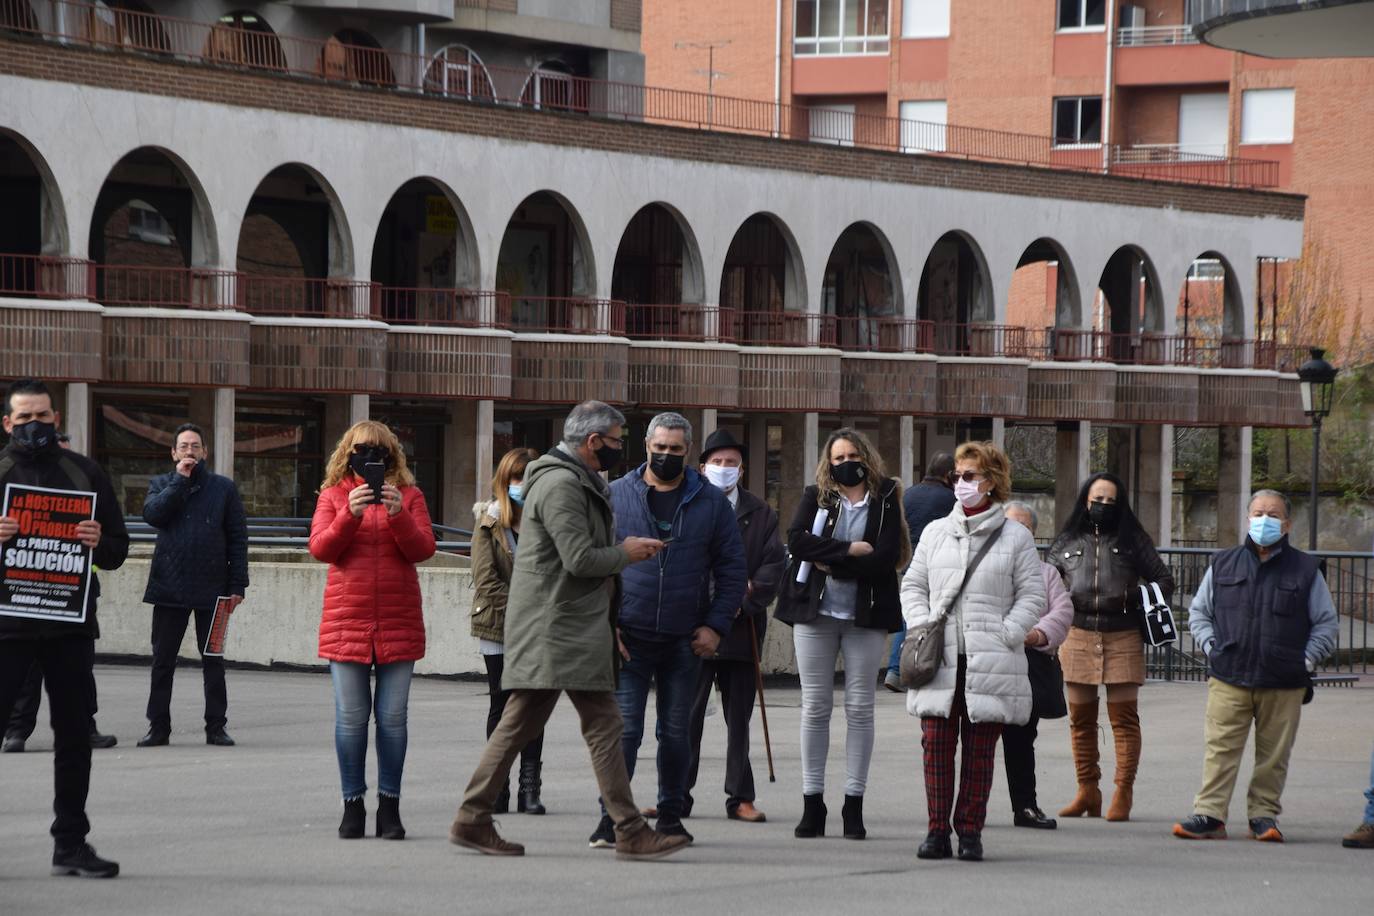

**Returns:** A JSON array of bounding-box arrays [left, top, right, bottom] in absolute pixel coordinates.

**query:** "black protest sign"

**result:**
[[0, 484, 97, 624]]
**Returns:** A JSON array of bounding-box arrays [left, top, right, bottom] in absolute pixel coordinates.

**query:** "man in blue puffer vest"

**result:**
[[587, 412, 747, 849]]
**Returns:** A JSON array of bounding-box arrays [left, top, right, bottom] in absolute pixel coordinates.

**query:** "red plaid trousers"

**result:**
[[920, 659, 1003, 837]]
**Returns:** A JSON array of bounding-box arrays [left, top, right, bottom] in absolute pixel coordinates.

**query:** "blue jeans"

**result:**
[[1364, 741, 1374, 825], [887, 627, 905, 675], [330, 660, 414, 800], [609, 629, 702, 821]]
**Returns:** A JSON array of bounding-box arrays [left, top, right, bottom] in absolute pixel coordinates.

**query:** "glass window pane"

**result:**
[[842, 38, 866, 53], [841, 0, 861, 38], [1054, 98, 1077, 143], [819, 0, 841, 37], [1080, 97, 1103, 143], [795, 0, 817, 39], [1057, 0, 1079, 29], [867, 0, 889, 36], [818, 39, 843, 54], [1084, 0, 1106, 27]]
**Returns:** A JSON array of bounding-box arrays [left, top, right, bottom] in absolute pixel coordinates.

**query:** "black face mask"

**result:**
[[593, 440, 623, 474], [348, 446, 390, 478], [1088, 501, 1120, 530], [831, 460, 867, 488], [648, 451, 685, 482], [8, 420, 60, 456]]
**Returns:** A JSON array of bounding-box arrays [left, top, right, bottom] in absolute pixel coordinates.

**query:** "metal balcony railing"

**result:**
[[0, 253, 94, 299], [378, 287, 511, 329], [237, 276, 381, 319], [832, 316, 935, 354], [0, 0, 1280, 189], [509, 297, 625, 336], [1116, 24, 1201, 46], [622, 304, 737, 343], [93, 264, 238, 309], [734, 310, 838, 348]]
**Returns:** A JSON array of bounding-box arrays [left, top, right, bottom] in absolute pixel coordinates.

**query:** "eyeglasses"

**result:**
[[955, 471, 984, 483], [173, 443, 205, 453], [352, 443, 390, 457], [597, 433, 623, 447]]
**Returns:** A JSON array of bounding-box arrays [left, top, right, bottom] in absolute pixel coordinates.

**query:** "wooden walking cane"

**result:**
[[747, 614, 776, 783]]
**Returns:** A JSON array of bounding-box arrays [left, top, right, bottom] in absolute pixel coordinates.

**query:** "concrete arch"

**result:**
[[1011, 236, 1082, 331], [370, 175, 481, 290], [611, 201, 707, 305], [718, 211, 808, 313], [917, 229, 994, 325], [1094, 244, 1166, 334], [496, 189, 597, 298], [822, 220, 904, 318], [90, 144, 220, 268], [0, 127, 71, 256], [1178, 250, 1246, 340], [237, 161, 354, 278]]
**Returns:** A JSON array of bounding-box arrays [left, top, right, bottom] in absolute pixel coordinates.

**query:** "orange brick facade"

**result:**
[[644, 0, 1374, 339]]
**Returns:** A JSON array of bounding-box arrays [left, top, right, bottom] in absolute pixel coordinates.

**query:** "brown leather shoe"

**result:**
[[449, 821, 525, 856], [728, 802, 767, 823], [1343, 822, 1374, 848], [614, 822, 690, 861]]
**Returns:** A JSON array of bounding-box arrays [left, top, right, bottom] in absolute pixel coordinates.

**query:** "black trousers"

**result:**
[[6, 659, 100, 740], [686, 658, 757, 810], [1000, 714, 1041, 813], [147, 605, 227, 731], [0, 638, 95, 848], [482, 654, 543, 766]]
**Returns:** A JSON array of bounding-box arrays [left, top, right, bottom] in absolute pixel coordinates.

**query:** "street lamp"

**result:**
[[1297, 347, 1339, 550]]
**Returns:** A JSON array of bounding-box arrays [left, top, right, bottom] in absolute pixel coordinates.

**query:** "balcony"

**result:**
[[1193, 0, 1374, 57], [0, 0, 1279, 189], [1117, 24, 1200, 46]]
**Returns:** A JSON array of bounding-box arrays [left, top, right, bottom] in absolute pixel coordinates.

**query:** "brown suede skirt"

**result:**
[[1059, 626, 1145, 686]]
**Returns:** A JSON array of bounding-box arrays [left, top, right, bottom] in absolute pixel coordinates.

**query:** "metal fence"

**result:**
[[123, 516, 473, 553], [1149, 547, 1373, 680]]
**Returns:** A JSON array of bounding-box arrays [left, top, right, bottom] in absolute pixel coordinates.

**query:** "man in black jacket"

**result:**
[[0, 378, 128, 878], [685, 429, 786, 822], [885, 452, 955, 690], [138, 422, 248, 748]]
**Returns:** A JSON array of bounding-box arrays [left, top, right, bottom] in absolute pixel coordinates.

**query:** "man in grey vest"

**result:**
[[1173, 489, 1338, 843]]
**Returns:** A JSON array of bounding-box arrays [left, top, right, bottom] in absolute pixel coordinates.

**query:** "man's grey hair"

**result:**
[[1250, 488, 1292, 520], [1004, 500, 1039, 533], [645, 411, 693, 447], [563, 400, 627, 447]]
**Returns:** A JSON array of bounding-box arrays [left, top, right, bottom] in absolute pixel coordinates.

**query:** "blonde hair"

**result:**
[[491, 447, 539, 528], [814, 427, 886, 506], [321, 420, 415, 490], [954, 440, 1012, 503]]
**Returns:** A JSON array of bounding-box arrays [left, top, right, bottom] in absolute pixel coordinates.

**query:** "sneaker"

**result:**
[[2, 733, 25, 753], [883, 670, 903, 693], [1249, 817, 1284, 843], [656, 818, 694, 845], [1342, 822, 1374, 849], [1173, 814, 1227, 840], [1013, 807, 1058, 829], [449, 821, 524, 856], [588, 814, 616, 849], [51, 843, 119, 878], [614, 822, 690, 861]]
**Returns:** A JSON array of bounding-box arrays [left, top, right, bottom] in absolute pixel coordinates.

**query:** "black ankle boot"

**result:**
[[517, 760, 546, 815], [376, 794, 405, 840], [794, 794, 827, 838], [338, 797, 365, 839], [494, 780, 511, 815], [842, 794, 866, 840]]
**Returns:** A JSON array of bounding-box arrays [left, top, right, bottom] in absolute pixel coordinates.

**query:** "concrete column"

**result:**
[[1054, 420, 1091, 533], [991, 417, 1006, 451], [443, 399, 493, 529], [324, 394, 371, 451], [878, 415, 915, 486], [779, 412, 818, 530], [1216, 426, 1252, 547], [700, 408, 718, 447], [62, 382, 92, 456], [1136, 424, 1173, 547], [746, 415, 768, 496], [348, 394, 369, 426], [213, 388, 235, 478], [678, 408, 706, 459], [924, 418, 956, 462], [1106, 426, 1134, 495]]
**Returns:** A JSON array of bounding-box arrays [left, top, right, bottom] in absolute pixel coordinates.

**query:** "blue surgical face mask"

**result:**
[[507, 483, 524, 507], [1248, 514, 1283, 547]]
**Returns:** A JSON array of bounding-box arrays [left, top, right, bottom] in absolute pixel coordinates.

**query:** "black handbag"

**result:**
[[1025, 648, 1067, 720], [1138, 582, 1177, 647], [899, 523, 1004, 689]]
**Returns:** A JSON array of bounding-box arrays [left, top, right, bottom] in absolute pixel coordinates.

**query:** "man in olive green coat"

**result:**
[[450, 401, 691, 861]]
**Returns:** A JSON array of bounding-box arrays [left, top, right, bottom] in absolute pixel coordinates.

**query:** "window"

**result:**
[[795, 0, 890, 55], [1053, 96, 1103, 145], [126, 201, 175, 245], [899, 99, 947, 152], [1057, 0, 1105, 30], [809, 102, 856, 146], [901, 0, 949, 38], [1241, 88, 1295, 145], [1187, 258, 1225, 281], [426, 45, 493, 101]]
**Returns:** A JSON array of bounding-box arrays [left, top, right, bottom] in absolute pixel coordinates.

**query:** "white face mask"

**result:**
[[703, 464, 741, 493], [954, 477, 986, 509]]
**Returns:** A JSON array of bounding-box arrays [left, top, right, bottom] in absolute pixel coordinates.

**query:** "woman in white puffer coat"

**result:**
[[901, 441, 1044, 863]]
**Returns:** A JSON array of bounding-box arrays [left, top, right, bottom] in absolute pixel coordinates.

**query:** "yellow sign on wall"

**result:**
[[426, 195, 457, 235]]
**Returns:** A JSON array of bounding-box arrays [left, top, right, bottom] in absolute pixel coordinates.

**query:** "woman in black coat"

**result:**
[[775, 428, 910, 841]]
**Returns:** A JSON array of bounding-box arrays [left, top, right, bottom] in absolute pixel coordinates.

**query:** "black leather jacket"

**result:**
[[1049, 528, 1174, 633]]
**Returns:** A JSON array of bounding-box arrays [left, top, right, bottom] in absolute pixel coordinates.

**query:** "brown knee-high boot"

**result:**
[[1059, 701, 1102, 818], [1105, 700, 1141, 822]]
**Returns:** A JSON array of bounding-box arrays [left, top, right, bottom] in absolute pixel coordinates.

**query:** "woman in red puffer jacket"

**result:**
[[309, 420, 435, 842]]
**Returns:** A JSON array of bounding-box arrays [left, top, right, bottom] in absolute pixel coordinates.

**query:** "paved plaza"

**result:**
[[1, 664, 1371, 915]]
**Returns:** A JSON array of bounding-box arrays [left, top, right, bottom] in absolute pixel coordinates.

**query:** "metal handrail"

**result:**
[[123, 516, 473, 553], [1116, 24, 1200, 46]]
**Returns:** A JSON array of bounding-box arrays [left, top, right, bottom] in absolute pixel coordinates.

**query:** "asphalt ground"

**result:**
[[1, 664, 1372, 915]]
